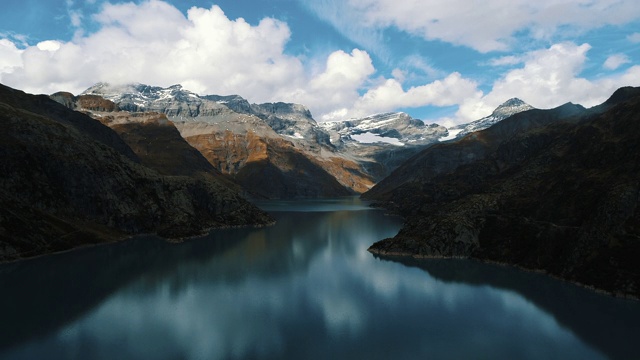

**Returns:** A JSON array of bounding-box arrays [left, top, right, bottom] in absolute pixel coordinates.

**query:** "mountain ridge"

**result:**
[[363, 86, 640, 298], [448, 97, 535, 139]]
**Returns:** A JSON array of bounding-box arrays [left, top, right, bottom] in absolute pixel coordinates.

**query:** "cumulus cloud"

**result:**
[[0, 0, 301, 98], [301, 0, 640, 52], [0, 39, 23, 73], [628, 32, 640, 43], [351, 72, 480, 118], [452, 42, 640, 124], [604, 54, 631, 70], [1, 1, 638, 125], [0, 0, 482, 122]]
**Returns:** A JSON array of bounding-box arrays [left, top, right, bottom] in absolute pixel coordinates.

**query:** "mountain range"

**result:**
[[364, 86, 640, 298], [3, 80, 638, 298], [73, 82, 534, 198], [75, 83, 457, 197]]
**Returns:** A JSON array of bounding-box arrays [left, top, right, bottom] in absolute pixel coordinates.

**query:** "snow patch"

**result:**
[[286, 132, 305, 139], [352, 132, 404, 146], [438, 129, 463, 142]]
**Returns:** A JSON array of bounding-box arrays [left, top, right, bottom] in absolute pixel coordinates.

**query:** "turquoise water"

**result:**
[[0, 198, 638, 359]]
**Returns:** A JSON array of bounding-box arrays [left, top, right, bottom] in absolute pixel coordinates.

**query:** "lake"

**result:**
[[0, 197, 638, 359]]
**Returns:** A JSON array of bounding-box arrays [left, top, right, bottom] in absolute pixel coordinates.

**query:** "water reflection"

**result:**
[[0, 198, 637, 359]]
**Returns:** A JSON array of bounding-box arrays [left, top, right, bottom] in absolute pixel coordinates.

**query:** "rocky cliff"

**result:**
[[0, 84, 273, 262], [177, 126, 354, 198], [365, 87, 640, 298]]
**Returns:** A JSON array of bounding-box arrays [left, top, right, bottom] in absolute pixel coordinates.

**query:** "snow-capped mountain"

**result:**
[[320, 112, 447, 147], [72, 82, 462, 196], [448, 98, 534, 140], [82, 83, 329, 149], [82, 83, 231, 118]]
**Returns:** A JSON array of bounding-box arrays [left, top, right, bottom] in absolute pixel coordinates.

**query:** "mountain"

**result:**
[[363, 86, 640, 298], [83, 83, 541, 197], [363, 101, 587, 202], [319, 112, 448, 181], [0, 83, 273, 262], [445, 98, 534, 140], [321, 112, 447, 147], [81, 83, 329, 151], [81, 83, 359, 198], [50, 92, 238, 186]]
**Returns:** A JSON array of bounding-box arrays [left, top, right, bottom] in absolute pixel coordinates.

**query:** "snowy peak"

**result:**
[[320, 112, 447, 147], [83, 82, 193, 101], [449, 98, 534, 139], [79, 82, 328, 148], [491, 98, 533, 118]]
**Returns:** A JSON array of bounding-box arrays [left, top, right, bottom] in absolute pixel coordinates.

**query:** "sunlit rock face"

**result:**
[[364, 86, 640, 298], [74, 83, 541, 199], [79, 83, 377, 197]]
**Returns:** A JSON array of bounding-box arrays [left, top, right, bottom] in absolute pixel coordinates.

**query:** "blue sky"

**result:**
[[1, 0, 640, 125]]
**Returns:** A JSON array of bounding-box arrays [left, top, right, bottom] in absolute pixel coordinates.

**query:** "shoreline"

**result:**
[[368, 247, 640, 301], [0, 219, 276, 266]]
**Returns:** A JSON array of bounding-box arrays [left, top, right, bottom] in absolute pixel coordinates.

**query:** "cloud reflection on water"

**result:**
[[1, 199, 629, 359]]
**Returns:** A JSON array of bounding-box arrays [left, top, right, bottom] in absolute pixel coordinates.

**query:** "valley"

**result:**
[[1, 81, 639, 298]]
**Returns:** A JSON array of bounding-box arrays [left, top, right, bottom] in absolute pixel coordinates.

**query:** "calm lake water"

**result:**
[[0, 197, 639, 359]]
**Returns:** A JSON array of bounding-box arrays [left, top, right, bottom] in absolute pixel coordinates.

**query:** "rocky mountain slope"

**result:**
[[77, 83, 541, 198], [319, 112, 448, 179], [51, 92, 240, 189], [0, 84, 272, 262], [321, 112, 447, 146], [80, 83, 471, 195], [364, 87, 640, 297], [81, 83, 362, 197]]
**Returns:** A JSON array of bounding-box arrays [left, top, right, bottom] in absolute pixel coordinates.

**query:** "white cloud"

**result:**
[[304, 0, 640, 52], [0, 1, 481, 122], [0, 39, 23, 73], [36, 40, 62, 52], [450, 42, 640, 124], [628, 32, 640, 43], [351, 72, 480, 118], [309, 49, 374, 92], [1, 1, 638, 125], [297, 49, 375, 115], [0, 1, 303, 100], [603, 54, 630, 70], [488, 55, 523, 67]]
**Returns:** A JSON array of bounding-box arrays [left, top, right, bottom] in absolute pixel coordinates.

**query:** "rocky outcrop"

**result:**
[[365, 87, 640, 298], [0, 84, 273, 262]]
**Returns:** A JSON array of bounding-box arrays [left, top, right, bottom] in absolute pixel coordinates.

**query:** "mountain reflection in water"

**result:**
[[0, 198, 638, 360]]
